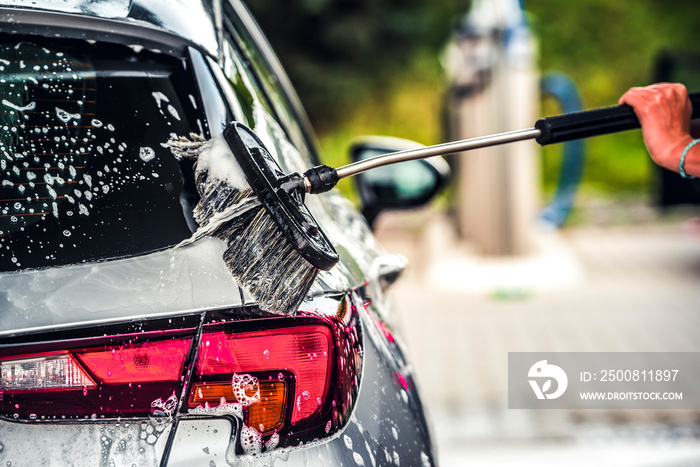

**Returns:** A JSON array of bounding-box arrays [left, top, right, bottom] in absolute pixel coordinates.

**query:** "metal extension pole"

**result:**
[[335, 127, 542, 180]]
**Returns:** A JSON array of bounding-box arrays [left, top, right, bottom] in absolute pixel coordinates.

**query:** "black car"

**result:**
[[0, 0, 444, 465]]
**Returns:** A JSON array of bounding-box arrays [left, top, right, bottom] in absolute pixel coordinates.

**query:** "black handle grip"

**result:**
[[535, 91, 700, 146]]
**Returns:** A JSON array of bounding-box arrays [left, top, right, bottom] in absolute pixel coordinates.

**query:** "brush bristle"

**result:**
[[166, 133, 207, 160], [223, 209, 318, 315], [168, 133, 316, 315], [194, 184, 260, 239]]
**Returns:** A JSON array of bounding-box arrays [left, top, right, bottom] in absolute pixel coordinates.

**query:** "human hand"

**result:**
[[619, 83, 694, 173]]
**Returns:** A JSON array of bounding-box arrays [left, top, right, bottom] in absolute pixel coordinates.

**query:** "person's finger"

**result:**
[[619, 88, 664, 119], [619, 86, 645, 105], [620, 83, 688, 109], [619, 89, 655, 112]]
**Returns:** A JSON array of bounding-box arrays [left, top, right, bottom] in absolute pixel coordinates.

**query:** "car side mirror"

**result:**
[[350, 136, 450, 228]]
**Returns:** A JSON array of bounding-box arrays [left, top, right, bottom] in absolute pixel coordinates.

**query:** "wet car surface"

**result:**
[[0, 1, 437, 465]]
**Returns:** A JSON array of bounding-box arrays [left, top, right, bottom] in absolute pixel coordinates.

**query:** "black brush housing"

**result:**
[[222, 122, 339, 272]]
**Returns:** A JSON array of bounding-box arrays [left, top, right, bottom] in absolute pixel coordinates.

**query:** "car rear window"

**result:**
[[0, 37, 203, 271]]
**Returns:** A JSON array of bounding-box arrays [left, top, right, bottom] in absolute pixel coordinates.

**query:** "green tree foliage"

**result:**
[[532, 0, 700, 107], [247, 0, 463, 132], [249, 0, 700, 196], [531, 0, 700, 196]]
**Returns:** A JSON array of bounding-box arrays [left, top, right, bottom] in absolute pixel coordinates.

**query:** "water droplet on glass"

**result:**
[[353, 452, 365, 466], [167, 104, 180, 121], [55, 107, 79, 123], [139, 147, 155, 162]]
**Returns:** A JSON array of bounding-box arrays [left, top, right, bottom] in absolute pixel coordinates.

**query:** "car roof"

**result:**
[[0, 0, 225, 58]]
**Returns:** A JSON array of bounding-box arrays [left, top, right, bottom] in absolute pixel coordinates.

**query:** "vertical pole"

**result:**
[[446, 0, 538, 256]]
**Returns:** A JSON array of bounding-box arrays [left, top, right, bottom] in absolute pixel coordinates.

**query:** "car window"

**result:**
[[220, 36, 272, 129], [215, 32, 309, 176], [190, 48, 233, 138], [0, 37, 204, 271]]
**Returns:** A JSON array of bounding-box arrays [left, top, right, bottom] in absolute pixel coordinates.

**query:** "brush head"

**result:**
[[223, 123, 339, 272], [167, 126, 335, 314]]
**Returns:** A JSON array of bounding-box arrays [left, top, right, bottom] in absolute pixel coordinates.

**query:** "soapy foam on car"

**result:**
[[194, 133, 249, 187], [175, 196, 260, 248], [167, 132, 260, 245], [231, 373, 260, 407]]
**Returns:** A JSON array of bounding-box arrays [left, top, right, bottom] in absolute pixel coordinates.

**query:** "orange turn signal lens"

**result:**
[[189, 381, 236, 404], [189, 380, 287, 434]]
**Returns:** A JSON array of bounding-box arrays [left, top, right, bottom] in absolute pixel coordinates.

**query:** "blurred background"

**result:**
[[249, 1, 700, 465]]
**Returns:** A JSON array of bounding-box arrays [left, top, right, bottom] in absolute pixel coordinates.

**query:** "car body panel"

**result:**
[[0, 420, 173, 465], [0, 0, 219, 58], [0, 238, 243, 336]]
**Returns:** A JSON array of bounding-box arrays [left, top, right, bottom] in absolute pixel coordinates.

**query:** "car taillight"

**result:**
[[0, 298, 362, 450], [184, 302, 362, 449], [190, 324, 332, 433], [0, 330, 194, 419], [75, 339, 191, 383], [189, 379, 288, 433], [1, 352, 95, 390]]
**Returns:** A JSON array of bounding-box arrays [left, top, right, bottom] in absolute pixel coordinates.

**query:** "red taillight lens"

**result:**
[[194, 325, 332, 424], [0, 331, 193, 419], [75, 339, 191, 383]]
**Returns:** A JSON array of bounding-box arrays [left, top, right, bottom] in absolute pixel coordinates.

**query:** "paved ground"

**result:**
[[373, 207, 700, 466]]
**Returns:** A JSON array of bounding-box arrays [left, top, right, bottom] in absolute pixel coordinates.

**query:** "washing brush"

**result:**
[[167, 124, 338, 315], [171, 92, 700, 315]]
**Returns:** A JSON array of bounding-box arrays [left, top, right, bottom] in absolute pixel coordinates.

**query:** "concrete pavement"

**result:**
[[374, 208, 700, 466]]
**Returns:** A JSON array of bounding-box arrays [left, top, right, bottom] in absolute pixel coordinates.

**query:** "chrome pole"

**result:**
[[335, 127, 541, 180]]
